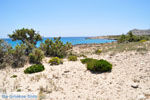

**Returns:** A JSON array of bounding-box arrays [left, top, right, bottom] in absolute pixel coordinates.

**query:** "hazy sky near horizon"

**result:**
[[0, 0, 150, 38]]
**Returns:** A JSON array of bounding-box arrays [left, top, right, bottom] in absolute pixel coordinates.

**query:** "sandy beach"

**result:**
[[0, 42, 150, 100]]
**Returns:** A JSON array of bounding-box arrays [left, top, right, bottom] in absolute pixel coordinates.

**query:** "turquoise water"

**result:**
[[2, 37, 116, 48]]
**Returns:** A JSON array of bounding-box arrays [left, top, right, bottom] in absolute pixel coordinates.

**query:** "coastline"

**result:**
[[2, 37, 116, 48], [86, 35, 120, 40], [73, 41, 117, 47]]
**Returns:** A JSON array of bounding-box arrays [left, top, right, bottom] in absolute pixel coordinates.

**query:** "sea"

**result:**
[[2, 37, 116, 48]]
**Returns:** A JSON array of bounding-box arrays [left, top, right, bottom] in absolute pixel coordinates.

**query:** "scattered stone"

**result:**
[[131, 83, 139, 88], [64, 71, 70, 73]]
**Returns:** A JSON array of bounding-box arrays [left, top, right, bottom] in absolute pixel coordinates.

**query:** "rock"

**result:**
[[64, 70, 70, 73], [137, 94, 146, 100], [131, 83, 139, 88]]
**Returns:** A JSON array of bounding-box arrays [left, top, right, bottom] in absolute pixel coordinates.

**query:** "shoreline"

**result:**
[[73, 41, 117, 47], [86, 35, 120, 40], [1, 37, 117, 48]]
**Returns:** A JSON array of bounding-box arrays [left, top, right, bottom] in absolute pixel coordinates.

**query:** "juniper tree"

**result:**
[[9, 28, 42, 55]]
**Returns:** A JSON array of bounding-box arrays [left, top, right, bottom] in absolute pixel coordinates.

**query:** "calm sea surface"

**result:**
[[2, 37, 116, 48]]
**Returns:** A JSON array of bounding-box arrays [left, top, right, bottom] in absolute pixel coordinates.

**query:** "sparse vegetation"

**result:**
[[101, 41, 149, 54], [49, 57, 63, 65], [1, 27, 150, 71], [0, 28, 73, 69], [118, 31, 150, 43], [24, 64, 45, 74], [68, 55, 77, 61], [136, 47, 148, 55], [29, 48, 44, 64], [86, 35, 120, 40]]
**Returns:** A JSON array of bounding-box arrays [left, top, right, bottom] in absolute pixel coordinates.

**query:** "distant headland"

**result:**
[[87, 29, 150, 40]]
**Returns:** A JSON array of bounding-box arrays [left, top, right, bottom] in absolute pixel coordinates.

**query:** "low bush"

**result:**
[[29, 48, 44, 64], [81, 58, 112, 72], [68, 55, 77, 61], [79, 54, 87, 58], [49, 57, 63, 65], [11, 75, 17, 78], [95, 49, 102, 54], [24, 64, 45, 74], [87, 59, 112, 72], [17, 89, 21, 92], [139, 40, 147, 43]]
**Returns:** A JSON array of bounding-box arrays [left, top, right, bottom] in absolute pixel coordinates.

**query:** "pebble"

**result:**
[[131, 83, 139, 88], [64, 71, 70, 73]]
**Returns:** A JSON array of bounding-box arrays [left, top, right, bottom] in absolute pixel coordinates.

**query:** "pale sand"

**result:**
[[0, 47, 150, 100]]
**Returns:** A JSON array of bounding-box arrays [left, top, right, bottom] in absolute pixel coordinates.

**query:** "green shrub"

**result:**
[[81, 58, 112, 72], [80, 54, 87, 58], [139, 39, 147, 43], [11, 75, 17, 78], [10, 44, 28, 68], [80, 58, 96, 64], [68, 55, 77, 61], [40, 37, 72, 58], [24, 64, 45, 74], [117, 34, 127, 43], [29, 48, 44, 64], [49, 57, 63, 65], [17, 89, 21, 92], [87, 59, 112, 72], [118, 31, 150, 43], [95, 49, 102, 54]]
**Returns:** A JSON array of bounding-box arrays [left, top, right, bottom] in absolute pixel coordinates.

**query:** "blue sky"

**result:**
[[0, 0, 150, 38]]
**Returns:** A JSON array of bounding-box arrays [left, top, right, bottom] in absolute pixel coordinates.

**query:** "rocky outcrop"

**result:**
[[131, 29, 150, 36]]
